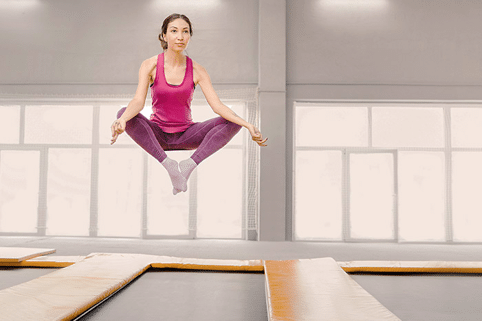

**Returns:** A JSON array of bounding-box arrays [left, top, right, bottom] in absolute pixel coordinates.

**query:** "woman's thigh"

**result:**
[[129, 113, 174, 148], [169, 117, 227, 149]]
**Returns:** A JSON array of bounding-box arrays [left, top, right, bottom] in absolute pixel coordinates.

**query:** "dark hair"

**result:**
[[158, 13, 193, 50]]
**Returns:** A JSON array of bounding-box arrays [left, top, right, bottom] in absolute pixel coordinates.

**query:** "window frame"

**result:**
[[0, 97, 255, 240], [293, 100, 482, 243]]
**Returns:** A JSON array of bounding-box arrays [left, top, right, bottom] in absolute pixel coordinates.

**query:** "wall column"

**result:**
[[258, 0, 287, 241]]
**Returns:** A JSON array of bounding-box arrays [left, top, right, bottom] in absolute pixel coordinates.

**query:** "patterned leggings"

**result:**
[[117, 107, 242, 164]]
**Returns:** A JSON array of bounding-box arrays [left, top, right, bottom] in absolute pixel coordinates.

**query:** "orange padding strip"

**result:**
[[0, 256, 85, 268], [0, 247, 56, 263], [264, 258, 401, 321], [151, 257, 264, 271], [0, 253, 264, 321], [339, 261, 482, 274]]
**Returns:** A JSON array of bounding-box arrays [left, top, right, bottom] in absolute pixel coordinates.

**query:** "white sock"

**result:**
[[179, 158, 197, 182], [161, 157, 187, 195]]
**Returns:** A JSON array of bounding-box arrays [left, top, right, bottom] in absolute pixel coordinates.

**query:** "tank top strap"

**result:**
[[185, 55, 194, 87], [154, 53, 163, 87]]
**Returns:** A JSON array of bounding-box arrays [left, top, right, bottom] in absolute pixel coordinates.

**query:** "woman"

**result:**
[[111, 13, 267, 195]]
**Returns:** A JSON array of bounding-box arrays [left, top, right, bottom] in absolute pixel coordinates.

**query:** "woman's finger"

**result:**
[[111, 133, 118, 145], [112, 120, 122, 133], [252, 136, 268, 146]]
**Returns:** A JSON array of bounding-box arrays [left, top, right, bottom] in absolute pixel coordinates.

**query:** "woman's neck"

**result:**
[[164, 49, 185, 67]]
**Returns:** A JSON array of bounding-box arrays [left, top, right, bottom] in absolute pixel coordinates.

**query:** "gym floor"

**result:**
[[1, 237, 481, 320]]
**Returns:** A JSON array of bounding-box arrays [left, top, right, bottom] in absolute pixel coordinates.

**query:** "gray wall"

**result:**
[[2, 0, 482, 241], [0, 0, 258, 95], [286, 0, 482, 101], [288, 0, 482, 86]]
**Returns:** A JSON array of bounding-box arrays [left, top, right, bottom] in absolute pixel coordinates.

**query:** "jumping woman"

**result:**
[[111, 13, 267, 195]]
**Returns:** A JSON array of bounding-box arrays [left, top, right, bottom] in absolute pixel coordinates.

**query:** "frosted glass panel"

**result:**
[[147, 151, 190, 236], [25, 105, 93, 144], [296, 106, 368, 147], [0, 151, 39, 233], [99, 104, 135, 145], [98, 148, 143, 237], [399, 152, 445, 242], [373, 107, 444, 148], [46, 149, 91, 236], [295, 151, 343, 240], [0, 106, 20, 144], [350, 153, 394, 240], [197, 149, 243, 238], [451, 108, 482, 148], [452, 152, 482, 242], [191, 101, 245, 146]]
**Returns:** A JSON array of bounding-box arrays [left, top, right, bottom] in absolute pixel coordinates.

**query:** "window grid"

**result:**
[[443, 106, 454, 242], [294, 101, 482, 243], [90, 105, 100, 237], [0, 99, 251, 239]]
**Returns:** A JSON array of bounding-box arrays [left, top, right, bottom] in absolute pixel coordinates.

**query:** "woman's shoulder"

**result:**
[[139, 55, 159, 83], [191, 59, 208, 75], [142, 55, 159, 69]]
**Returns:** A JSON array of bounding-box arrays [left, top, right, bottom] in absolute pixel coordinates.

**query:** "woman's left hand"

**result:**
[[110, 118, 126, 145], [248, 125, 268, 147]]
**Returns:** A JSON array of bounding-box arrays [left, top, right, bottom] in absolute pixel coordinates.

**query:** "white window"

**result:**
[[296, 105, 368, 147], [46, 149, 91, 236], [0, 97, 255, 239], [451, 108, 482, 148], [452, 152, 482, 242], [398, 152, 445, 242], [0, 150, 39, 233], [372, 107, 444, 148], [25, 105, 93, 144], [0, 106, 20, 144], [349, 152, 395, 240], [97, 148, 144, 237], [294, 102, 482, 243], [294, 150, 343, 240]]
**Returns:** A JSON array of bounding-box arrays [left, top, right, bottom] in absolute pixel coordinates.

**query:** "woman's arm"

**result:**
[[195, 63, 268, 147], [111, 58, 154, 144]]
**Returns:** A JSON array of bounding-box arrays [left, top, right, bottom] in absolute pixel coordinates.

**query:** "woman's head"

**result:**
[[158, 13, 193, 51]]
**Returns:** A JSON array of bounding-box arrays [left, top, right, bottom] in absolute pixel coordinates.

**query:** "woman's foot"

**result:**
[[179, 158, 197, 182], [161, 157, 187, 195]]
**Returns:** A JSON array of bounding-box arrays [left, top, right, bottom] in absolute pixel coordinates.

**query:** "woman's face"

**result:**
[[163, 18, 191, 51]]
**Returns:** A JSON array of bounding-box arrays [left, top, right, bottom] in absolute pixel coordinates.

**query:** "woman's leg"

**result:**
[[116, 108, 187, 194], [171, 117, 242, 181]]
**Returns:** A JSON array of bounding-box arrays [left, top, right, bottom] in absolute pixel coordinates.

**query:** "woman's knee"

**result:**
[[116, 107, 127, 119], [227, 120, 242, 134]]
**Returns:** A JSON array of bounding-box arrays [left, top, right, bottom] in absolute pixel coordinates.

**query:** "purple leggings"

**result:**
[[117, 107, 242, 165]]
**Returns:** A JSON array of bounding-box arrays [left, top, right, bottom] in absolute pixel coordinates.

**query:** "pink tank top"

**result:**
[[150, 53, 195, 133]]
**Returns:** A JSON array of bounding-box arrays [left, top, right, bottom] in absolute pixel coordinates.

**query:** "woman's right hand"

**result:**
[[247, 124, 268, 147], [111, 118, 126, 145]]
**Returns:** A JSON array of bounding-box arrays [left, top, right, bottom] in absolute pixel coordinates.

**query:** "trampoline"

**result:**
[[1, 246, 482, 320]]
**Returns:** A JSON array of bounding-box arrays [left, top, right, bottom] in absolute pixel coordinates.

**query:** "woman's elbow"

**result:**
[[211, 106, 222, 115], [131, 98, 146, 110]]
